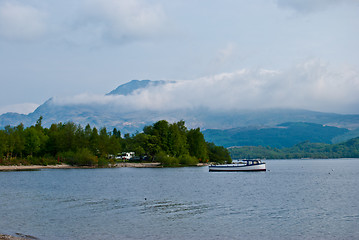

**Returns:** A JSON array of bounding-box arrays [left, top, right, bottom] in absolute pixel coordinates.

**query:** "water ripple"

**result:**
[[140, 199, 210, 219]]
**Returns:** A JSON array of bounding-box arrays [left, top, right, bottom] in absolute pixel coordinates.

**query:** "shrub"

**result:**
[[179, 154, 198, 166], [98, 157, 110, 168], [155, 151, 179, 167], [74, 148, 98, 166], [60, 148, 98, 166]]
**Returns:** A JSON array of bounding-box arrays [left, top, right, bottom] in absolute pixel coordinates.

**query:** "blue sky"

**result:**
[[1, 0, 359, 114]]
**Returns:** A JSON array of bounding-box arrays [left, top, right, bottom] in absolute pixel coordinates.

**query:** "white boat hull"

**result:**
[[209, 163, 266, 172]]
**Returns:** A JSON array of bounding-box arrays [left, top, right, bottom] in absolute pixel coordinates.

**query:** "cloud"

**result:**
[[273, 60, 359, 113], [0, 103, 39, 115], [68, 0, 165, 45], [276, 0, 356, 13], [52, 59, 359, 114], [0, 2, 46, 41]]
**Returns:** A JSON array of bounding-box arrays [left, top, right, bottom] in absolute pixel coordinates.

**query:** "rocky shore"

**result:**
[[113, 162, 162, 168], [0, 234, 22, 240], [0, 233, 37, 240]]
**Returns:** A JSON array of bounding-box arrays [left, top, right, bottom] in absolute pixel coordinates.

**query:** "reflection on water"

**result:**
[[0, 159, 359, 240]]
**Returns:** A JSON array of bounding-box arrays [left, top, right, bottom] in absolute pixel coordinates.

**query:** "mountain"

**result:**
[[106, 79, 170, 95], [203, 122, 350, 148], [1, 80, 359, 140], [0, 112, 32, 127]]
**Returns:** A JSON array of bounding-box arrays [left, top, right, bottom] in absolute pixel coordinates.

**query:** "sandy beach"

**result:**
[[0, 163, 85, 171]]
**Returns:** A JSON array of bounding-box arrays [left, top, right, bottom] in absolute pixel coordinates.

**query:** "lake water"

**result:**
[[1, 159, 359, 240]]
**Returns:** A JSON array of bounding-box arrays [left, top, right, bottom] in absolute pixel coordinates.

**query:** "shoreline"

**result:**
[[0, 162, 209, 171], [113, 162, 162, 168], [0, 163, 86, 171], [0, 162, 161, 171]]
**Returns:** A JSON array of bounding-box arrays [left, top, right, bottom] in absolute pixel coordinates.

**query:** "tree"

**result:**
[[35, 116, 43, 131], [24, 127, 42, 156], [168, 121, 188, 157], [152, 120, 170, 153], [187, 128, 208, 162], [74, 124, 87, 150], [207, 142, 231, 164], [45, 123, 59, 156], [90, 127, 99, 155], [98, 127, 110, 157], [112, 128, 121, 139], [0, 130, 6, 158], [107, 135, 122, 155], [143, 135, 161, 161], [13, 124, 25, 158], [4, 126, 15, 158]]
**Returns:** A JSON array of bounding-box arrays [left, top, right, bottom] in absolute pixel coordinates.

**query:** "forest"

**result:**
[[229, 137, 359, 159], [203, 122, 350, 148], [0, 117, 231, 167]]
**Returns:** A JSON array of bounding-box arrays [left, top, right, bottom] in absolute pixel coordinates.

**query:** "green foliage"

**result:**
[[59, 148, 98, 166], [0, 117, 229, 167], [187, 128, 208, 162], [168, 121, 189, 157], [24, 127, 48, 156], [155, 151, 179, 167], [98, 157, 110, 168], [178, 154, 198, 166], [74, 148, 98, 166], [26, 156, 58, 166], [207, 142, 232, 164]]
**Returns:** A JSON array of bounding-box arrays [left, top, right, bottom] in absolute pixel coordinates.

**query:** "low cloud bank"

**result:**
[[53, 59, 359, 114]]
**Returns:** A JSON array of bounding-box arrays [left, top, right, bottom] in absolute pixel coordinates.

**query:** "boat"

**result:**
[[209, 159, 266, 172]]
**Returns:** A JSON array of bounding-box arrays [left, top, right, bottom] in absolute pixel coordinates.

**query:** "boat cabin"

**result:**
[[242, 159, 262, 165]]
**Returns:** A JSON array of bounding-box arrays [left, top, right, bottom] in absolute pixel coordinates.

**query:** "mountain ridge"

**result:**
[[1, 80, 359, 138]]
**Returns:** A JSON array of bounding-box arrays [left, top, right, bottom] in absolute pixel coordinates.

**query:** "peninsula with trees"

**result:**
[[0, 117, 231, 168]]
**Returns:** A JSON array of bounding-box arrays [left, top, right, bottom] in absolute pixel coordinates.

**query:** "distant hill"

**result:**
[[202, 122, 350, 148], [228, 137, 359, 159], [0, 112, 31, 127], [1, 80, 359, 138], [331, 128, 359, 144]]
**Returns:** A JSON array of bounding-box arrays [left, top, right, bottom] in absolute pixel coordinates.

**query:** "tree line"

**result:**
[[229, 138, 359, 159], [0, 117, 231, 167]]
